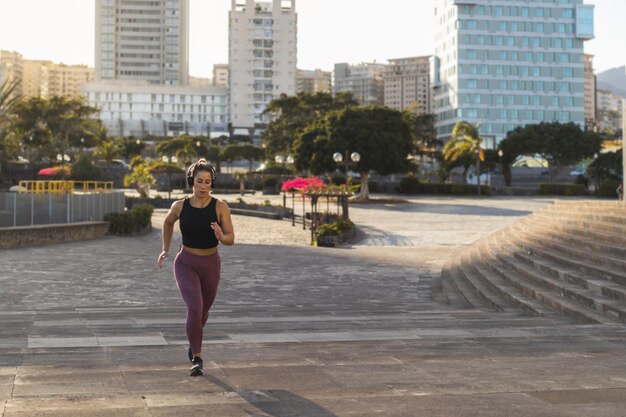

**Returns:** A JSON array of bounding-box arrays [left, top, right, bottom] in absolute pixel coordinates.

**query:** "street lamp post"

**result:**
[[333, 151, 361, 192], [162, 155, 178, 199], [275, 154, 294, 207]]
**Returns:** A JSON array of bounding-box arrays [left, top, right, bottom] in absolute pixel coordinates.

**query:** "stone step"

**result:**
[[449, 258, 494, 311], [495, 229, 626, 323], [457, 252, 507, 312], [439, 258, 470, 309], [550, 201, 626, 211], [470, 240, 553, 317], [505, 225, 626, 288], [511, 222, 626, 274], [519, 216, 626, 259], [482, 234, 616, 325], [531, 211, 626, 237]]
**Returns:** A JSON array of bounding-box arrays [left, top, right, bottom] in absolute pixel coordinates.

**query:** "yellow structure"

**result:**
[[18, 180, 113, 194]]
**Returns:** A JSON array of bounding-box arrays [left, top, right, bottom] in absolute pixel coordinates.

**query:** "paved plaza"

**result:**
[[1, 195, 625, 416]]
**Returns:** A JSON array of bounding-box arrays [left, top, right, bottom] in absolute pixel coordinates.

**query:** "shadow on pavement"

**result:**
[[352, 200, 533, 217], [204, 373, 339, 417]]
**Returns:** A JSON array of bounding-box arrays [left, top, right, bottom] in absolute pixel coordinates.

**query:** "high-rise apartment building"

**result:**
[[384, 56, 432, 114], [229, 0, 297, 133], [596, 88, 623, 132], [296, 69, 331, 94], [583, 54, 596, 129], [95, 0, 189, 85], [212, 64, 229, 88], [0, 50, 24, 97], [432, 0, 595, 147], [23, 60, 93, 99], [333, 62, 386, 106]]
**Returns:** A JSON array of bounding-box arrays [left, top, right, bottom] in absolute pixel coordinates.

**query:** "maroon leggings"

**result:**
[[173, 249, 221, 355]]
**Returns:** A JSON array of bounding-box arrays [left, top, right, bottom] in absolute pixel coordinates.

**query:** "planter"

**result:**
[[316, 227, 357, 247]]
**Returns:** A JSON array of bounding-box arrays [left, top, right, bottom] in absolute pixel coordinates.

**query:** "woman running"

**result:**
[[157, 158, 234, 376]]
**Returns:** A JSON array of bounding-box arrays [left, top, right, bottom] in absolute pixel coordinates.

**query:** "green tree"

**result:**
[[238, 144, 265, 172], [443, 121, 484, 194], [124, 162, 156, 198], [155, 134, 202, 165], [148, 160, 185, 198], [116, 137, 146, 161], [588, 150, 623, 188], [0, 78, 21, 131], [262, 91, 358, 156], [503, 122, 602, 182], [295, 106, 414, 200], [9, 96, 101, 176], [93, 140, 120, 163]]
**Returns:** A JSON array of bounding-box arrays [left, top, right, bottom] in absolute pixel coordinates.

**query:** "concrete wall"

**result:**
[[0, 222, 109, 249]]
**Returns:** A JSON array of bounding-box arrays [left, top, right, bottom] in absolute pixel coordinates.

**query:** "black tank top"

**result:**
[[179, 197, 220, 249]]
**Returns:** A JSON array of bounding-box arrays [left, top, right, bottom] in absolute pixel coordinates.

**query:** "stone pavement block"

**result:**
[[4, 396, 150, 417], [27, 337, 98, 349], [96, 335, 168, 347], [20, 348, 110, 366]]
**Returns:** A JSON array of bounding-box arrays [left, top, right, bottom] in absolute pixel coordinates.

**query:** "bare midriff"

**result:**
[[182, 245, 218, 256]]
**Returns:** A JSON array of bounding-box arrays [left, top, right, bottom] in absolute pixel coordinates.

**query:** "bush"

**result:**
[[596, 179, 622, 198], [538, 183, 588, 196], [71, 156, 103, 181], [316, 218, 354, 237], [104, 204, 154, 235], [396, 175, 491, 195]]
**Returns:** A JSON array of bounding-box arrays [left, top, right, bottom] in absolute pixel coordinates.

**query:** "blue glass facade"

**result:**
[[433, 0, 594, 146]]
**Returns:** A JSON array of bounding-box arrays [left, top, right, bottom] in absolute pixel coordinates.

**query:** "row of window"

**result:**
[[459, 64, 579, 78], [461, 4, 575, 19], [457, 108, 574, 123], [458, 94, 580, 107], [460, 20, 575, 35], [462, 34, 579, 49], [107, 112, 227, 124], [92, 92, 227, 104], [97, 102, 227, 113], [464, 49, 580, 64], [462, 78, 580, 93]]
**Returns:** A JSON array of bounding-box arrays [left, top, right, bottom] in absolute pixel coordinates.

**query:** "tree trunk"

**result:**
[[503, 163, 512, 186], [476, 156, 481, 196], [356, 171, 370, 200]]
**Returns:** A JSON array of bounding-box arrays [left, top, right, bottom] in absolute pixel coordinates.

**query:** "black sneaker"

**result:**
[[189, 356, 203, 377], [187, 347, 193, 363]]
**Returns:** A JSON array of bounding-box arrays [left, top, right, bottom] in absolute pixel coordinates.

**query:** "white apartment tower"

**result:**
[[432, 0, 594, 147], [296, 69, 332, 94], [384, 56, 432, 114], [213, 64, 230, 88], [229, 0, 297, 133], [95, 0, 189, 85]]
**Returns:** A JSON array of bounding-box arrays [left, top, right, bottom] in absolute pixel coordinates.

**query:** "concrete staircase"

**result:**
[[440, 201, 626, 324]]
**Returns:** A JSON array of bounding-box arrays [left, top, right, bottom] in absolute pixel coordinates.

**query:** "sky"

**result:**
[[0, 0, 623, 79]]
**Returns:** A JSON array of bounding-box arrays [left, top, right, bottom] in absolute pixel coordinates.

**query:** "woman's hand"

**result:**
[[210, 222, 224, 242], [157, 251, 169, 269]]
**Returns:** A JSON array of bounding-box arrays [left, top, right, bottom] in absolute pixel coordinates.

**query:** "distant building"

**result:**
[[383, 56, 432, 114], [432, 0, 595, 147], [296, 69, 331, 94], [0, 50, 24, 98], [583, 54, 596, 129], [333, 62, 386, 105], [83, 81, 228, 137], [23, 60, 93, 99], [229, 0, 297, 133], [212, 64, 229, 88], [95, 0, 189, 85], [596, 88, 623, 132], [190, 76, 212, 89]]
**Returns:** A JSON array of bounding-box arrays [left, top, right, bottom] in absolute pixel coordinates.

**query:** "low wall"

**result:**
[[0, 222, 109, 249]]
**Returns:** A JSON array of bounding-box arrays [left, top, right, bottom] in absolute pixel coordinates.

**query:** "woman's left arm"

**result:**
[[211, 200, 235, 246]]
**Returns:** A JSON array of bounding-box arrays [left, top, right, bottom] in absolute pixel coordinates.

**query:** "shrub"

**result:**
[[596, 179, 622, 198], [316, 218, 354, 237], [105, 204, 154, 235], [396, 176, 491, 195], [71, 156, 103, 181], [538, 183, 588, 196]]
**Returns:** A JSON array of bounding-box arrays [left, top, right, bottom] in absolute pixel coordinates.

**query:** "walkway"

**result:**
[[0, 195, 625, 416]]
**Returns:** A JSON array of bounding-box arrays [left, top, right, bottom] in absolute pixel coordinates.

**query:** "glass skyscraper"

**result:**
[[432, 0, 594, 147]]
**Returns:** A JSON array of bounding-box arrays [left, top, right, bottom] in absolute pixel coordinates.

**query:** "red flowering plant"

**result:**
[[281, 176, 325, 193]]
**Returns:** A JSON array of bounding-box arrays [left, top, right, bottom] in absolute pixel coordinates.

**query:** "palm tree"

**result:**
[[93, 140, 119, 163], [443, 120, 485, 195], [0, 78, 21, 130]]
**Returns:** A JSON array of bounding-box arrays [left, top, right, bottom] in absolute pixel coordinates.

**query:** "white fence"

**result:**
[[0, 192, 126, 228]]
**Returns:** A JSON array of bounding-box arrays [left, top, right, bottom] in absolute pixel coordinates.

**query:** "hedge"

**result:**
[[537, 183, 588, 196], [396, 176, 491, 195], [596, 179, 622, 198], [316, 218, 354, 237], [104, 204, 154, 235]]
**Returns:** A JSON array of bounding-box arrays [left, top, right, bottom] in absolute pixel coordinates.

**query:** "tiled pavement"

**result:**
[[1, 195, 625, 416]]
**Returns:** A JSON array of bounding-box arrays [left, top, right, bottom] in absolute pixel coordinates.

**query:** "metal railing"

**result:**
[[18, 180, 114, 194], [0, 191, 126, 228]]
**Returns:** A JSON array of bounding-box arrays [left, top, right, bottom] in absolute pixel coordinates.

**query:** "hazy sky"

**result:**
[[0, 0, 623, 79]]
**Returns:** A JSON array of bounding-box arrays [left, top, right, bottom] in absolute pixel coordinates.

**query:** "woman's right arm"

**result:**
[[157, 200, 182, 269]]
